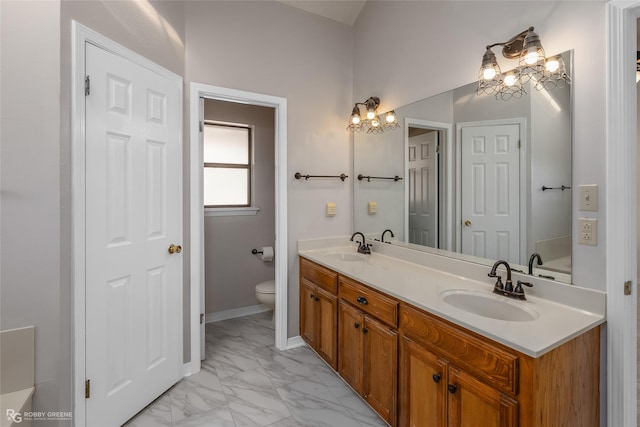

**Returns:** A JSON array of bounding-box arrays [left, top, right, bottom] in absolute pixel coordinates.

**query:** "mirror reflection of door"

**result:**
[[408, 129, 439, 247], [460, 121, 522, 264]]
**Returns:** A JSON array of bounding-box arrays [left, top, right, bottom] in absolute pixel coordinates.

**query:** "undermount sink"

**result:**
[[323, 252, 366, 262], [441, 289, 539, 322]]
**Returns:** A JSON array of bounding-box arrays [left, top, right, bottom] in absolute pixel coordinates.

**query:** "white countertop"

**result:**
[[298, 238, 605, 358]]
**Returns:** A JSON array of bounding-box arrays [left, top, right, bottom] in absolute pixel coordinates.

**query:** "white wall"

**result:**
[[203, 100, 276, 314], [353, 1, 606, 290], [185, 0, 354, 336], [1, 0, 63, 416]]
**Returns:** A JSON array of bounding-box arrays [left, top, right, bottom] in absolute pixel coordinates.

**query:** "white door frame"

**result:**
[[188, 83, 288, 375], [71, 22, 183, 425], [606, 2, 639, 426], [404, 118, 454, 251], [456, 118, 527, 265]]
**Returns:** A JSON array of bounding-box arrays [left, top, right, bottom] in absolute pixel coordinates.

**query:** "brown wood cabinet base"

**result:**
[[299, 256, 600, 427]]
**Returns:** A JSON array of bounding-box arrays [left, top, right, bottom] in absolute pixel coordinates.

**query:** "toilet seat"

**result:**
[[255, 280, 275, 294]]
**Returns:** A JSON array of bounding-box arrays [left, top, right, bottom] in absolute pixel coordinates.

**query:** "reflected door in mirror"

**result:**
[[460, 122, 521, 264], [409, 130, 439, 248]]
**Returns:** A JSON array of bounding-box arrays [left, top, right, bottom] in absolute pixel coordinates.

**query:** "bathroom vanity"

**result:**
[[298, 238, 604, 427]]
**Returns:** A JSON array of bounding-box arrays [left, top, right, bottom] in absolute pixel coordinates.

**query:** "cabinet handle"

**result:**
[[356, 296, 368, 305], [310, 294, 315, 299], [432, 373, 441, 383], [448, 384, 457, 394], [362, 327, 368, 334], [315, 297, 320, 302], [354, 322, 360, 329]]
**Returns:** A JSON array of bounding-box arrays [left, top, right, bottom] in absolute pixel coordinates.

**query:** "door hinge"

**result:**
[[624, 280, 632, 295], [85, 379, 91, 398], [85, 76, 90, 96], [518, 139, 521, 149], [199, 121, 204, 133], [200, 313, 204, 324]]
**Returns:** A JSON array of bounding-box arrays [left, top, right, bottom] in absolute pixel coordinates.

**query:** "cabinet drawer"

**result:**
[[339, 276, 398, 327], [300, 257, 338, 294], [400, 303, 518, 395]]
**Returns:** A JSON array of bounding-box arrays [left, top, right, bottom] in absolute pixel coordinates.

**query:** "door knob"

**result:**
[[464, 220, 472, 227], [168, 244, 182, 254]]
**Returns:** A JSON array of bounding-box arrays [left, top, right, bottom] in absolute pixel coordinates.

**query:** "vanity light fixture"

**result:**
[[347, 96, 399, 133], [477, 27, 570, 100]]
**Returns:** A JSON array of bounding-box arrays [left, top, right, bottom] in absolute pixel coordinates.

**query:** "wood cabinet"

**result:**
[[298, 256, 601, 427], [299, 258, 338, 369], [399, 303, 600, 427], [338, 277, 398, 426]]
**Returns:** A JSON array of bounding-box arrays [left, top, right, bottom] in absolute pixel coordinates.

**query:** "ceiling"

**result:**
[[278, 0, 367, 26]]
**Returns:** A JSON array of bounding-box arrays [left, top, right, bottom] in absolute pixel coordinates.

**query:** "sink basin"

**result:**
[[323, 252, 366, 262], [441, 289, 539, 322]]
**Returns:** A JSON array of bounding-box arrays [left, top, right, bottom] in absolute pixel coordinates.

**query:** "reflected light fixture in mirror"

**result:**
[[477, 26, 570, 100], [347, 96, 399, 134]]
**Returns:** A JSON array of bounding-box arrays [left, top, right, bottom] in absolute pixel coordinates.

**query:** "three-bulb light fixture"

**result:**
[[347, 96, 399, 133], [477, 26, 570, 100]]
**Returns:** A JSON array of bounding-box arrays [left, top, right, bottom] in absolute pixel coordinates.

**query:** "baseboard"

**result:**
[[205, 304, 272, 324], [286, 335, 306, 350]]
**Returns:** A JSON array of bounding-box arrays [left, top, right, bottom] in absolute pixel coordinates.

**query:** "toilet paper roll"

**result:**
[[260, 246, 274, 262]]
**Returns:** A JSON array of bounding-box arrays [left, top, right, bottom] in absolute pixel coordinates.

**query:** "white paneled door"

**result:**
[[408, 131, 438, 247], [85, 43, 182, 426], [461, 123, 520, 264]]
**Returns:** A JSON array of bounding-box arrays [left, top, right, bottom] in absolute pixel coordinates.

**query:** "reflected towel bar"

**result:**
[[541, 185, 571, 191], [294, 172, 348, 181], [358, 174, 403, 182]]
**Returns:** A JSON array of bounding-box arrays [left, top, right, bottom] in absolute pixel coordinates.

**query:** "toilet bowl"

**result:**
[[255, 280, 276, 315]]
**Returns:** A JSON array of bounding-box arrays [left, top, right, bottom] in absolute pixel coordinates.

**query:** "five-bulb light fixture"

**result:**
[[347, 96, 399, 133], [477, 27, 570, 100]]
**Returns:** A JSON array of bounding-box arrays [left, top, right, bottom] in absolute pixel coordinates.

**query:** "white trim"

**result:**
[[205, 304, 272, 324], [606, 3, 640, 426], [71, 21, 183, 427], [404, 118, 454, 251], [182, 362, 193, 377], [286, 336, 306, 349], [204, 207, 260, 217], [190, 83, 288, 377], [455, 118, 527, 265]]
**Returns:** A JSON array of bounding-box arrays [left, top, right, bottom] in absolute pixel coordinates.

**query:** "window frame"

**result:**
[[203, 121, 258, 215]]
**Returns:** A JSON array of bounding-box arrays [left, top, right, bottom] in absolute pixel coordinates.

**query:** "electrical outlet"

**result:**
[[577, 218, 597, 246]]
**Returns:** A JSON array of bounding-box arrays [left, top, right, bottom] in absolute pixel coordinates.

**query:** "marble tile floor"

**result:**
[[124, 312, 388, 427]]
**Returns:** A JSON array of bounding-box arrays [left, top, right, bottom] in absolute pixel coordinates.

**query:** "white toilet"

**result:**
[[255, 279, 276, 318]]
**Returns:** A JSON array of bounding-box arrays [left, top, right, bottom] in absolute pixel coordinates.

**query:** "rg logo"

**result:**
[[6, 409, 22, 423]]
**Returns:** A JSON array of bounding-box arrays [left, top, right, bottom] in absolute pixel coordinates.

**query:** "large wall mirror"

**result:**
[[354, 50, 572, 283]]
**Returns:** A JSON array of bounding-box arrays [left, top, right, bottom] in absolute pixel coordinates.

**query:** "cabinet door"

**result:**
[[447, 366, 518, 427], [338, 300, 364, 395], [315, 286, 338, 370], [364, 315, 398, 426], [300, 279, 316, 345], [399, 336, 447, 427]]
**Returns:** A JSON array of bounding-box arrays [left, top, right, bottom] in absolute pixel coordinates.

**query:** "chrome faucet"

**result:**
[[528, 253, 543, 275], [488, 260, 533, 300], [381, 229, 394, 243], [350, 232, 371, 254]]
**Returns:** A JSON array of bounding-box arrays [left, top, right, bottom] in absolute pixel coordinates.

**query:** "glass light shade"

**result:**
[[366, 110, 376, 120], [503, 73, 517, 87], [518, 29, 546, 83], [477, 48, 502, 96], [385, 111, 397, 123], [351, 114, 361, 125], [545, 58, 560, 73]]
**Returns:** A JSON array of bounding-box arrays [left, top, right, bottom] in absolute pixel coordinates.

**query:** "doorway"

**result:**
[[188, 84, 288, 375]]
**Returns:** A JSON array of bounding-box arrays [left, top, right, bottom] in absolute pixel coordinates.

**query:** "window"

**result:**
[[203, 123, 253, 208]]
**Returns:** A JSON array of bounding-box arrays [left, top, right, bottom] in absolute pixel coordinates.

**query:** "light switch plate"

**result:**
[[368, 201, 377, 215], [577, 217, 597, 246], [326, 202, 336, 217], [578, 184, 598, 211]]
